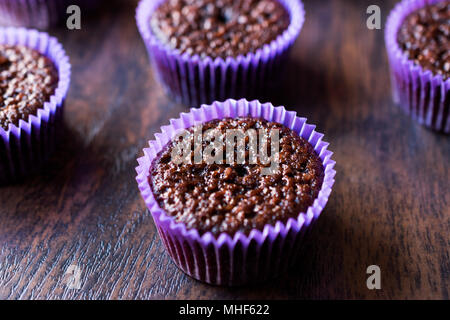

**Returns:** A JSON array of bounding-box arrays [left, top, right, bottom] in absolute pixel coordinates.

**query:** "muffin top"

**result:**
[[150, 0, 290, 59], [150, 117, 324, 237], [0, 45, 59, 130], [397, 1, 450, 80]]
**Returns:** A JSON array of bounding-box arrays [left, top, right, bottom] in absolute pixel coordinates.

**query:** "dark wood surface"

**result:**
[[0, 0, 448, 300]]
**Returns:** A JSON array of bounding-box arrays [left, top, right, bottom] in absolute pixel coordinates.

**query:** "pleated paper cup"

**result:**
[[136, 0, 305, 107], [136, 99, 336, 286], [0, 27, 71, 185], [385, 0, 449, 133]]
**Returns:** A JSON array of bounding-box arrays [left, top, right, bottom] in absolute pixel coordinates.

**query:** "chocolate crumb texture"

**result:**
[[0, 45, 59, 130], [150, 0, 291, 59], [150, 117, 325, 237], [397, 1, 450, 79]]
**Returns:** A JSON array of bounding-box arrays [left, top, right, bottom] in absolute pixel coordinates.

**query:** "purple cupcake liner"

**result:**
[[385, 0, 450, 133], [0, 0, 101, 29], [136, 0, 305, 107], [136, 99, 336, 286], [0, 27, 71, 185]]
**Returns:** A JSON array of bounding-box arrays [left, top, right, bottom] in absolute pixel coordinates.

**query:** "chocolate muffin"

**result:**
[[149, 0, 291, 58], [150, 117, 325, 236], [0, 44, 59, 130], [397, 1, 450, 79]]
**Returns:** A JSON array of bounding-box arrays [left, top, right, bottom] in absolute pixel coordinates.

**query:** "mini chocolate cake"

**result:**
[[397, 1, 450, 79], [150, 117, 324, 236], [0, 45, 59, 130], [150, 0, 290, 58]]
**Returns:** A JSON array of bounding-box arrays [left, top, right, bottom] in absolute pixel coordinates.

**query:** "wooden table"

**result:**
[[0, 0, 448, 300]]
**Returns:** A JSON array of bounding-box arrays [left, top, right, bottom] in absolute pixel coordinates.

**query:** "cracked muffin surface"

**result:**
[[0, 44, 59, 130], [150, 0, 290, 58], [397, 1, 450, 79], [150, 117, 324, 237]]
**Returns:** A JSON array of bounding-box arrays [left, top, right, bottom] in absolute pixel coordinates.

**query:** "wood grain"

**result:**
[[0, 0, 448, 300]]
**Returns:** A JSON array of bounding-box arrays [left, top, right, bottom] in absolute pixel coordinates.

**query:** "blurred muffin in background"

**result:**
[[0, 27, 71, 185], [385, 0, 449, 133], [136, 0, 305, 106]]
